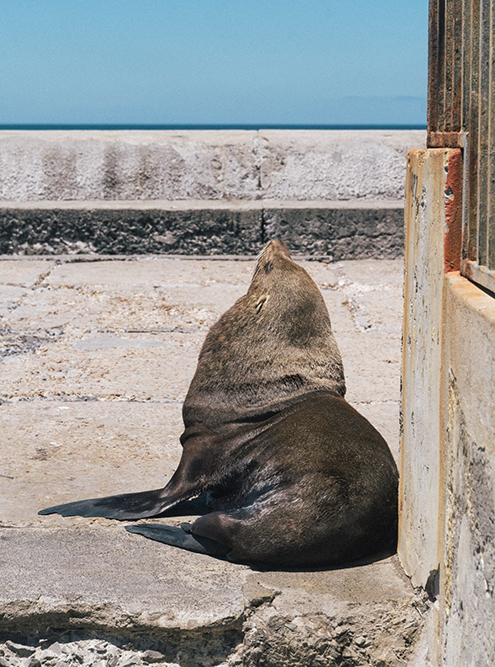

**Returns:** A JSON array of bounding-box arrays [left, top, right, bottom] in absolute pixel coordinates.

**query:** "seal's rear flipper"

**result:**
[[38, 488, 167, 520], [125, 523, 229, 557]]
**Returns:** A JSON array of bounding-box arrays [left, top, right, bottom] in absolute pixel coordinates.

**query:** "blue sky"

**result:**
[[0, 0, 428, 126]]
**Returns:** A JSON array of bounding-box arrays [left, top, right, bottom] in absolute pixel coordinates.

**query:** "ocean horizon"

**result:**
[[0, 123, 426, 131]]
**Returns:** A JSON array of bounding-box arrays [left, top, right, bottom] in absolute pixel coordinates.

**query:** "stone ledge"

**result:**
[[0, 201, 403, 258], [0, 527, 427, 667], [0, 129, 425, 202], [0, 199, 404, 211], [0, 255, 424, 666]]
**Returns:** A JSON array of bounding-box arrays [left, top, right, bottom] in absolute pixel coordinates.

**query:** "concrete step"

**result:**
[[0, 200, 403, 259], [0, 527, 426, 667]]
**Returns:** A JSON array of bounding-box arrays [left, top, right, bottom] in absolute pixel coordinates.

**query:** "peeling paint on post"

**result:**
[[401, 142, 495, 665], [399, 147, 462, 589]]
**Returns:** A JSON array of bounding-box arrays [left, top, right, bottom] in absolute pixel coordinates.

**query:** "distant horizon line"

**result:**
[[0, 123, 427, 131]]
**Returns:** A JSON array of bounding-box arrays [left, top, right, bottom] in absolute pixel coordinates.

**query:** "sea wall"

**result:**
[[0, 129, 425, 255]]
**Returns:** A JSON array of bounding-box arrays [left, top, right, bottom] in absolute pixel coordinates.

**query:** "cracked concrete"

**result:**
[[0, 131, 422, 257], [0, 201, 404, 258], [0, 130, 424, 202], [0, 256, 427, 666]]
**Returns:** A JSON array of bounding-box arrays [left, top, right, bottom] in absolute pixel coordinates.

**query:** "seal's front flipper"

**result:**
[[125, 523, 229, 557], [38, 488, 167, 520]]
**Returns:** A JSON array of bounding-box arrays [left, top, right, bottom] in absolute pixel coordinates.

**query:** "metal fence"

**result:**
[[428, 0, 495, 293]]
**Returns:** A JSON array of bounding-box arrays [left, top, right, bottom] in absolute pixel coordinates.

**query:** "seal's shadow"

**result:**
[[248, 545, 398, 573]]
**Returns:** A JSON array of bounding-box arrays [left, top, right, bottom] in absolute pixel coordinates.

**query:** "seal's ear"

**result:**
[[255, 295, 269, 314], [263, 260, 274, 274]]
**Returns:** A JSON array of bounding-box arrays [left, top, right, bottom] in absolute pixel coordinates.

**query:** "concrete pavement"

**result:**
[[0, 255, 428, 666]]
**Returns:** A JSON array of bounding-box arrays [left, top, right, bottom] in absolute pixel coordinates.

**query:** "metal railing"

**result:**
[[428, 0, 495, 293]]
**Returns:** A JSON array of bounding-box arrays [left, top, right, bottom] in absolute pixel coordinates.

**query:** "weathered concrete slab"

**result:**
[[263, 204, 403, 259], [0, 201, 403, 258], [0, 255, 424, 666], [2, 341, 200, 402], [336, 258, 405, 334], [0, 130, 261, 202], [258, 129, 424, 201], [0, 526, 426, 666], [2, 402, 183, 524], [1, 256, 402, 446], [0, 528, 416, 633], [0, 526, 248, 632], [440, 275, 495, 667], [44, 256, 257, 287], [0, 259, 56, 286], [400, 147, 495, 666], [0, 130, 421, 257], [0, 130, 425, 202], [400, 150, 454, 588], [0, 258, 401, 458], [0, 204, 264, 256]]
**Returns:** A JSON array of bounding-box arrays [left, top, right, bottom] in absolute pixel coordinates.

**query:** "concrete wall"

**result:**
[[0, 200, 404, 257], [0, 130, 425, 256], [441, 275, 495, 665], [400, 147, 495, 665], [0, 130, 423, 202]]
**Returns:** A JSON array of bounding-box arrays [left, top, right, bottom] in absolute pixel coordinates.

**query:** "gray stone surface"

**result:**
[[0, 527, 247, 632], [258, 130, 423, 201], [0, 526, 426, 666], [0, 201, 403, 257], [264, 205, 403, 259], [0, 130, 422, 257], [0, 203, 262, 256], [0, 255, 427, 665], [0, 130, 425, 202]]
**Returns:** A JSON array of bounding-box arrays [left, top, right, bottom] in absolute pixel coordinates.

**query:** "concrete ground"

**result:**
[[0, 256, 428, 667]]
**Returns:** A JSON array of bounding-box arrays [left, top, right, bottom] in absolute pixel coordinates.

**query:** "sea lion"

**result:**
[[40, 240, 398, 568]]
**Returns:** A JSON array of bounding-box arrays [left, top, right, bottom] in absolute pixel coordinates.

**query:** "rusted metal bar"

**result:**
[[462, 0, 472, 129], [428, 0, 443, 134], [428, 0, 495, 275], [427, 131, 464, 147], [452, 0, 463, 129], [444, 0, 454, 131], [478, 0, 491, 267], [488, 0, 495, 271], [466, 0, 481, 262]]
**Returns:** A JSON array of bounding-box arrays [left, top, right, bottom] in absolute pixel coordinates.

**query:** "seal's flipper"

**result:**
[[125, 523, 229, 557], [159, 494, 210, 517], [38, 488, 167, 520]]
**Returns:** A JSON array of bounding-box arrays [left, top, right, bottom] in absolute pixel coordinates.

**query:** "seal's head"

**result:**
[[184, 240, 346, 425], [248, 240, 334, 348]]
